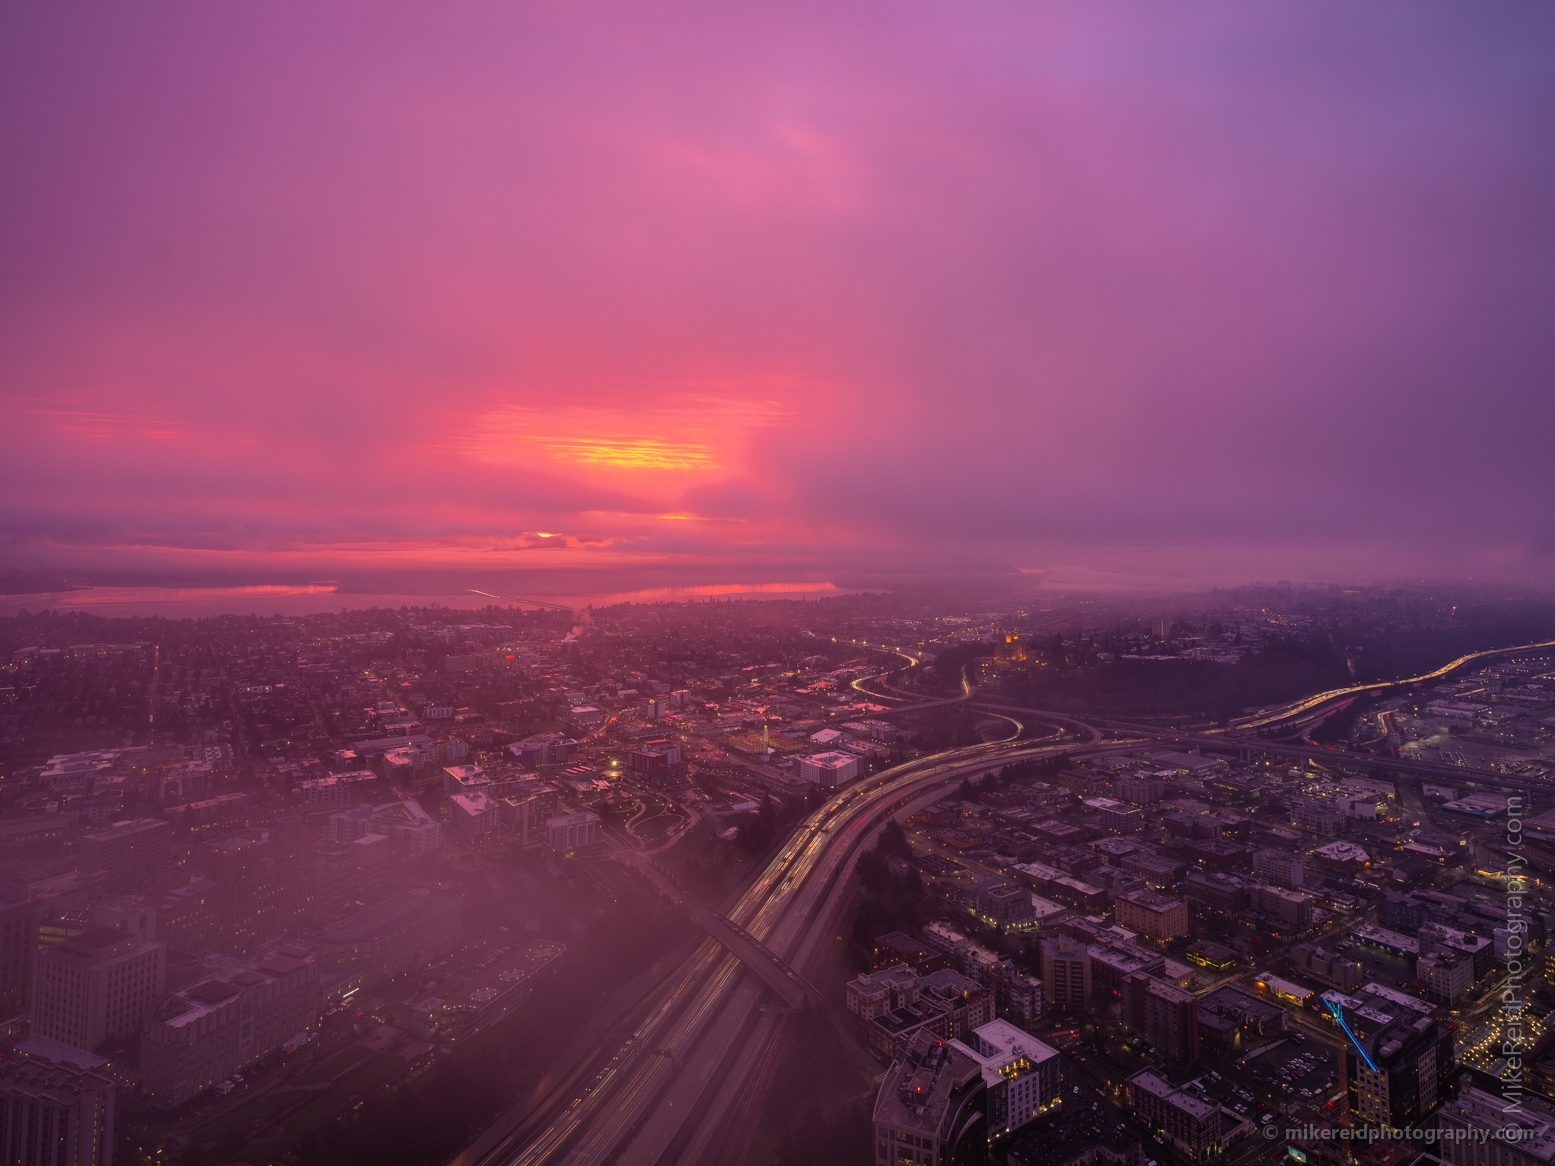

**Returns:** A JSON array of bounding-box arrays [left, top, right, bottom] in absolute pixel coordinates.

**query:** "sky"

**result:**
[[2, 2, 1553, 596]]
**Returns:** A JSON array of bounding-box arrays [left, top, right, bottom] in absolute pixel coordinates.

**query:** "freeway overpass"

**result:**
[[692, 910, 822, 1011], [614, 854, 823, 1011]]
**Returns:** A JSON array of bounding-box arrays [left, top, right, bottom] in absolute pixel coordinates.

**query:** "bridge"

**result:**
[[612, 853, 823, 1011], [691, 909, 823, 1011]]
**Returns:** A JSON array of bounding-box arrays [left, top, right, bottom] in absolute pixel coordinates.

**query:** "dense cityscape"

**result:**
[[1, 584, 1554, 1165], [5, 3, 1554, 1164]]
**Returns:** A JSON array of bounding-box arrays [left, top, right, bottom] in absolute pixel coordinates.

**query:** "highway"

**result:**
[[457, 637, 1555, 1165], [464, 728, 1097, 1166], [1227, 636, 1555, 732]]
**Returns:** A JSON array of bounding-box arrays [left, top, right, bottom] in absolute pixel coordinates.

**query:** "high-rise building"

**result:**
[[950, 1019, 1060, 1142], [0, 1055, 116, 1166], [1040, 936, 1091, 1014], [1252, 849, 1305, 888], [153, 877, 226, 958], [31, 928, 166, 1052], [197, 827, 313, 955], [141, 943, 319, 1108], [0, 898, 38, 1020], [1339, 1009, 1454, 1130], [872, 1030, 987, 1166], [78, 819, 171, 892], [1125, 974, 1199, 1064]]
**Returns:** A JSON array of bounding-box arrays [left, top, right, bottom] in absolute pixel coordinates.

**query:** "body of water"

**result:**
[[0, 581, 845, 620]]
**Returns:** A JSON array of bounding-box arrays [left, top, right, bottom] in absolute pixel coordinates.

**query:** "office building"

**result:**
[[1125, 975, 1199, 1065], [362, 799, 440, 856], [1249, 883, 1311, 929], [1252, 849, 1305, 888], [309, 888, 462, 994], [197, 827, 313, 955], [1340, 1011, 1454, 1130], [796, 751, 860, 788], [1113, 775, 1166, 805], [1040, 936, 1091, 1014], [1419, 921, 1495, 980], [545, 811, 601, 855], [506, 734, 578, 768], [1288, 944, 1363, 992], [78, 819, 170, 892], [141, 944, 319, 1108], [1291, 798, 1347, 836], [628, 745, 682, 779], [1183, 872, 1247, 914], [872, 1030, 988, 1166], [0, 1055, 116, 1166], [1121, 853, 1184, 890], [153, 877, 226, 959], [1379, 892, 1430, 933], [32, 929, 166, 1052], [1114, 891, 1188, 943]]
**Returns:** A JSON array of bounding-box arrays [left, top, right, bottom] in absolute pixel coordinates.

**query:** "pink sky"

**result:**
[[2, 2, 1553, 593]]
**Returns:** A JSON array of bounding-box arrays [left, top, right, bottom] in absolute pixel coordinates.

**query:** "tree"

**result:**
[[877, 818, 912, 859]]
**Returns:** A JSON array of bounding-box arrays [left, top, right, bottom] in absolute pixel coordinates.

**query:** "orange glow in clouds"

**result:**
[[457, 397, 789, 478]]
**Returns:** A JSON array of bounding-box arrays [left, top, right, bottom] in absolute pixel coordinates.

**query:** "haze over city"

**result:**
[[3, 6, 1555, 1166]]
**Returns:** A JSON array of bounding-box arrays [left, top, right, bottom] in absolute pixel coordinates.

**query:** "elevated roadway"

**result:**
[[1227, 636, 1555, 732], [465, 728, 1097, 1166], [970, 697, 1554, 792]]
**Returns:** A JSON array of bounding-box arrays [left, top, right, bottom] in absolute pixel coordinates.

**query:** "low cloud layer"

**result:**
[[3, 2, 1552, 591]]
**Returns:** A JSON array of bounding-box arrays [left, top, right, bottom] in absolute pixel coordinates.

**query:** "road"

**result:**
[[459, 634, 1554, 1166], [464, 729, 1099, 1166], [1227, 637, 1555, 732], [971, 697, 1555, 791]]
